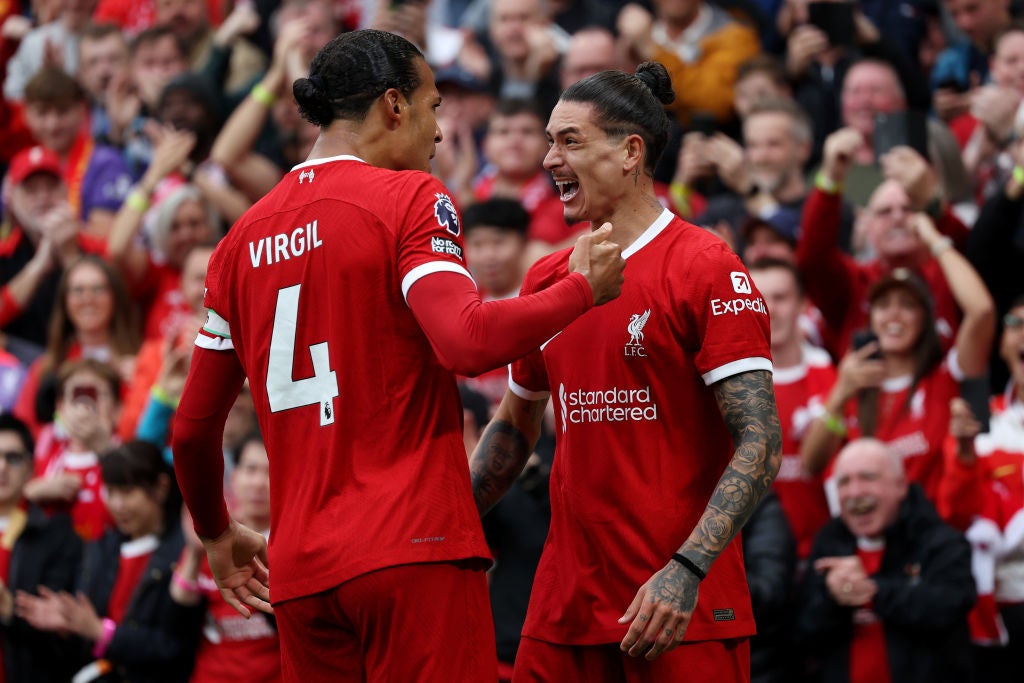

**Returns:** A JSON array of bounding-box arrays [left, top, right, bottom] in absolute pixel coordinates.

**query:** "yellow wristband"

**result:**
[[814, 171, 841, 195], [822, 412, 847, 437], [669, 181, 691, 217], [1014, 166, 1024, 185], [151, 385, 180, 409], [125, 190, 149, 213], [251, 82, 277, 107]]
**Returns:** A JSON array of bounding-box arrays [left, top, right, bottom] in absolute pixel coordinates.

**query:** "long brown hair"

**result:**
[[43, 255, 139, 374]]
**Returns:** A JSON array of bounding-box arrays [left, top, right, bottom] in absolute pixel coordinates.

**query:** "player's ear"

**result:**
[[624, 134, 644, 173], [384, 90, 402, 117]]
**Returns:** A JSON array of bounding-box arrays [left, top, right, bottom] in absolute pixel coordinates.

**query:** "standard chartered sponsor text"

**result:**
[[562, 384, 659, 425]]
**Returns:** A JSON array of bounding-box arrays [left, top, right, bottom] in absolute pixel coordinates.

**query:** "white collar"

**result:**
[[622, 209, 674, 259], [291, 154, 366, 172]]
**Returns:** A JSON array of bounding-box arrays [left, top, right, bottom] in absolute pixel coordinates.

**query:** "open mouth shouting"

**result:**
[[555, 178, 580, 203]]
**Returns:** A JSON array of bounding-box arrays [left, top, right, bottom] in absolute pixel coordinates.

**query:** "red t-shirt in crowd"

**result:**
[[197, 155, 490, 603], [511, 210, 773, 644], [849, 541, 892, 683], [107, 534, 157, 623], [838, 353, 963, 505], [772, 344, 836, 560], [189, 551, 281, 683], [33, 440, 112, 542]]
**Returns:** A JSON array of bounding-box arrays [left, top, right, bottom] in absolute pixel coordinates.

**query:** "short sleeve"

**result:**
[[195, 238, 234, 352], [508, 262, 552, 398], [689, 245, 773, 385], [395, 173, 475, 302]]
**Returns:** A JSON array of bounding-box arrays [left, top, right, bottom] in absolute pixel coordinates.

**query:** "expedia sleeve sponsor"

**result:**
[[710, 295, 768, 317]]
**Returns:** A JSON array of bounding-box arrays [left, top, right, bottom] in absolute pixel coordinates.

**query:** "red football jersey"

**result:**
[[837, 354, 963, 505], [197, 155, 490, 603], [772, 344, 836, 560], [511, 210, 773, 644]]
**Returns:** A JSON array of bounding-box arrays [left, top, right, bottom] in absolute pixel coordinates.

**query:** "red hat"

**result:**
[[6, 146, 62, 186]]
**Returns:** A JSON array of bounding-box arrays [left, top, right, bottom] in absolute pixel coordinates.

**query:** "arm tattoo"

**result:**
[[469, 420, 534, 516], [684, 370, 782, 568]]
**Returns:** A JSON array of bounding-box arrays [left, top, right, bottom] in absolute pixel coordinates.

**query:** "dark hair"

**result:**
[[230, 430, 265, 468], [101, 440, 181, 529], [293, 29, 424, 127], [24, 66, 86, 106], [0, 413, 34, 454], [736, 54, 788, 89], [130, 25, 185, 59], [747, 257, 804, 296], [44, 255, 138, 375], [492, 97, 546, 122], [80, 22, 125, 44], [560, 62, 674, 174], [869, 279, 943, 413], [56, 358, 122, 403], [462, 198, 530, 237]]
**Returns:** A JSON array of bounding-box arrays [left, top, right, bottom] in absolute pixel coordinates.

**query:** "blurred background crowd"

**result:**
[[0, 0, 1022, 682]]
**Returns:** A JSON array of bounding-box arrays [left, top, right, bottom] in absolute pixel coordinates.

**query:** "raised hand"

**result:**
[[821, 127, 864, 186]]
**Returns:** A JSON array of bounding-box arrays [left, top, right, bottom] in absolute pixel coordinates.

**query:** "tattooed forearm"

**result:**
[[469, 420, 533, 515], [681, 370, 782, 568]]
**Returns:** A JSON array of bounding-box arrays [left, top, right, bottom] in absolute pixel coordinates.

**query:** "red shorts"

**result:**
[[512, 636, 750, 683], [274, 560, 496, 683]]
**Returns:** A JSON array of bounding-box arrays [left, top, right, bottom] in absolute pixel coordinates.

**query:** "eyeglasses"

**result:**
[[68, 284, 110, 298], [0, 450, 30, 467], [1005, 313, 1024, 330]]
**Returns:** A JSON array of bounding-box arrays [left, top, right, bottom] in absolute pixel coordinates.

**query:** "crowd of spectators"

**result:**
[[0, 0, 1023, 681]]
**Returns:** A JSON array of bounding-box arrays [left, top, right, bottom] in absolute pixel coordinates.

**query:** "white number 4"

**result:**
[[267, 284, 338, 426]]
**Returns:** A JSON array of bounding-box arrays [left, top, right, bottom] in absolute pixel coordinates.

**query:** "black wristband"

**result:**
[[671, 553, 706, 581]]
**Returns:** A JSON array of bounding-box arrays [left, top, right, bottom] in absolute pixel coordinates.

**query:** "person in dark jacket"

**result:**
[[743, 490, 797, 683], [0, 413, 82, 683], [797, 437, 975, 683], [16, 440, 203, 682]]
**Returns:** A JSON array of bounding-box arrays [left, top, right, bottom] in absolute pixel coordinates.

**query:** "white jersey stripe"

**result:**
[[701, 357, 773, 386], [508, 373, 550, 401], [402, 261, 476, 302], [195, 333, 235, 352]]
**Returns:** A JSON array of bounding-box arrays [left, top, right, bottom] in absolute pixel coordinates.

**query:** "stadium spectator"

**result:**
[[17, 440, 204, 682], [13, 256, 136, 437], [0, 413, 83, 683], [797, 438, 976, 683], [802, 249, 995, 505], [2, 0, 96, 101], [21, 66, 133, 238]]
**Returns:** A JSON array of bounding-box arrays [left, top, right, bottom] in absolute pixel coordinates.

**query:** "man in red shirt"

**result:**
[[796, 128, 970, 355], [749, 258, 835, 564], [470, 64, 781, 681], [170, 30, 625, 683]]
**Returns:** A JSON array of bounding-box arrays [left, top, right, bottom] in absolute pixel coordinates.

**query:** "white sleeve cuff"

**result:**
[[401, 261, 476, 302], [701, 357, 774, 386]]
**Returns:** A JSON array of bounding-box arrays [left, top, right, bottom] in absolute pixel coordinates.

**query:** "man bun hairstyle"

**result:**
[[634, 61, 675, 106], [560, 62, 675, 174], [294, 29, 424, 127]]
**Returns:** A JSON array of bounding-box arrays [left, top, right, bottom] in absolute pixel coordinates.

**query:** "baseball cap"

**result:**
[[867, 268, 933, 312], [6, 146, 62, 186], [741, 205, 801, 246], [434, 64, 488, 93]]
